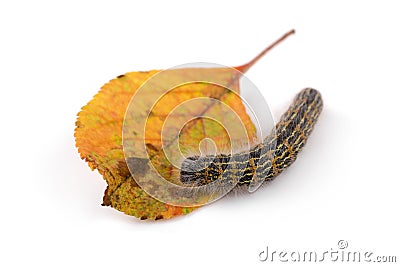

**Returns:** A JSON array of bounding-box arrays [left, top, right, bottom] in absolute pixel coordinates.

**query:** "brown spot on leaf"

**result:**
[[102, 186, 111, 206], [126, 157, 150, 176], [116, 159, 132, 179], [145, 143, 158, 152]]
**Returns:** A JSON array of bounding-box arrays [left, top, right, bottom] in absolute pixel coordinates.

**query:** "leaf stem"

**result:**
[[235, 29, 295, 73]]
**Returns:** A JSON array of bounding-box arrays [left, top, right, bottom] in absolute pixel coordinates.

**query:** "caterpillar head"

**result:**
[[180, 155, 228, 186]]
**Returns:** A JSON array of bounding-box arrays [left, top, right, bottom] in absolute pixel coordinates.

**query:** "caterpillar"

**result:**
[[180, 88, 323, 189]]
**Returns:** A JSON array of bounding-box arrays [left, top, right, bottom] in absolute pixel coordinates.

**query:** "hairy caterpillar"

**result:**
[[180, 88, 323, 188]]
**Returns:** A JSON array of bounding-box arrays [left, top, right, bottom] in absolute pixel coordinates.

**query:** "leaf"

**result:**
[[74, 30, 295, 220]]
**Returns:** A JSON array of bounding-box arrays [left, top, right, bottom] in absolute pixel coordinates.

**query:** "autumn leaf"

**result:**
[[74, 30, 295, 220]]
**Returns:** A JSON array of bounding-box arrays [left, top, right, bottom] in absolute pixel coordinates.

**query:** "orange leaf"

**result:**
[[74, 30, 295, 220]]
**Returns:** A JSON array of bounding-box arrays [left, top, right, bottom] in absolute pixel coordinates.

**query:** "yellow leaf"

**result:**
[[75, 30, 295, 220]]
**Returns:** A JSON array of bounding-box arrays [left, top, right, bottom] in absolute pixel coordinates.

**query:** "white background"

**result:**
[[1, 1, 399, 266]]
